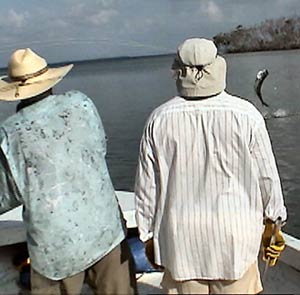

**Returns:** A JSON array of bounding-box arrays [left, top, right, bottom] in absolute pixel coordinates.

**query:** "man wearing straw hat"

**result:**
[[0, 48, 136, 294], [134, 38, 287, 294]]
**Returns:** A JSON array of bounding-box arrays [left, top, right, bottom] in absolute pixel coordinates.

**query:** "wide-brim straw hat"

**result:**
[[172, 38, 226, 97], [0, 48, 73, 101]]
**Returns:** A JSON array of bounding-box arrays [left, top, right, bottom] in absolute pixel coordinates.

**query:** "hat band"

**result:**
[[10, 66, 48, 82]]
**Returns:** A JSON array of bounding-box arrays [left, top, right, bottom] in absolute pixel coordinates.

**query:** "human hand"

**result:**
[[144, 238, 164, 270]]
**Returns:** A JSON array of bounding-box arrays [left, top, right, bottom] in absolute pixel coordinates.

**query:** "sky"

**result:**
[[0, 0, 300, 68]]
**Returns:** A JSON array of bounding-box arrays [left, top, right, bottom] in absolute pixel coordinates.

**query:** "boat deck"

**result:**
[[1, 191, 300, 294]]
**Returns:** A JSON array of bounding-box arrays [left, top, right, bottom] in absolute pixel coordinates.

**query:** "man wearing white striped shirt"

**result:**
[[134, 38, 287, 294]]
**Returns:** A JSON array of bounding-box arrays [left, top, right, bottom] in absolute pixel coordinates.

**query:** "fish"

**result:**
[[254, 69, 269, 107]]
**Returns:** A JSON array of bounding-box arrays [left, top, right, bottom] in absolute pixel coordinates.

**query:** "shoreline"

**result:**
[[2, 47, 300, 72]]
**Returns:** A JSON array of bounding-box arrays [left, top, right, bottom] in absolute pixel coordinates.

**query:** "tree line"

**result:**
[[213, 16, 300, 53]]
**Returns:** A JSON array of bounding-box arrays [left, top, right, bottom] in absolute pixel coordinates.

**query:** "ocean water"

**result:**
[[0, 50, 300, 237]]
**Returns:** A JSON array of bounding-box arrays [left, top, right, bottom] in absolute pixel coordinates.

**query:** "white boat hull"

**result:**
[[1, 191, 300, 294]]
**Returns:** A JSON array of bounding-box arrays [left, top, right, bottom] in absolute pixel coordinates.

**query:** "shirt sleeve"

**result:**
[[251, 119, 287, 223], [134, 120, 159, 242], [0, 129, 22, 215], [88, 97, 108, 156]]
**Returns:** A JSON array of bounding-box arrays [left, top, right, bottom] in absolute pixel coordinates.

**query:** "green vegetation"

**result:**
[[213, 17, 300, 53]]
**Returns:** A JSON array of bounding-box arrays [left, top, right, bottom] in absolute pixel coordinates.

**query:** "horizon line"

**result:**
[[0, 52, 176, 72]]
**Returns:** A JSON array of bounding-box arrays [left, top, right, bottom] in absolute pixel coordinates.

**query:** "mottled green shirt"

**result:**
[[0, 91, 125, 279]]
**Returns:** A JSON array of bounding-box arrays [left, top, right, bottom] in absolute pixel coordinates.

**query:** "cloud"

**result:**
[[70, 3, 86, 17], [203, 1, 223, 22], [8, 9, 29, 28], [54, 19, 69, 29], [69, 0, 119, 26], [0, 9, 29, 29], [0, 0, 300, 67], [88, 9, 118, 25]]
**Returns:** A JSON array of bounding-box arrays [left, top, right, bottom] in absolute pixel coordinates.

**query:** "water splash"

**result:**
[[272, 108, 289, 118], [264, 108, 300, 119]]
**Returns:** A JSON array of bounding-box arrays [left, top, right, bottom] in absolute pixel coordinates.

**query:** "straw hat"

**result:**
[[0, 48, 73, 101], [172, 38, 226, 97]]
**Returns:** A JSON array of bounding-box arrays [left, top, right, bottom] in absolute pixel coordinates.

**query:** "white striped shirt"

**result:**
[[134, 91, 287, 280]]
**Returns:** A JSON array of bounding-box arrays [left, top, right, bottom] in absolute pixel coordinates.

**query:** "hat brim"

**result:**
[[0, 64, 73, 101]]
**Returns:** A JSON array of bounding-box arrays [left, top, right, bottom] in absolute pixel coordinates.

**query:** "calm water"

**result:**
[[1, 50, 300, 237]]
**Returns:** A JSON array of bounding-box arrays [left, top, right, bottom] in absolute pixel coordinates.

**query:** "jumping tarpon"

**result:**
[[254, 69, 269, 107]]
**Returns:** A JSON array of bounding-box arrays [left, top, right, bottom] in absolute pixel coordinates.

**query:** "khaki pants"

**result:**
[[161, 261, 263, 294], [31, 239, 137, 295]]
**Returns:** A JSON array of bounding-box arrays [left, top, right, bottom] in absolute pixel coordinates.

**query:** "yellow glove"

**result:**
[[262, 221, 285, 267]]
